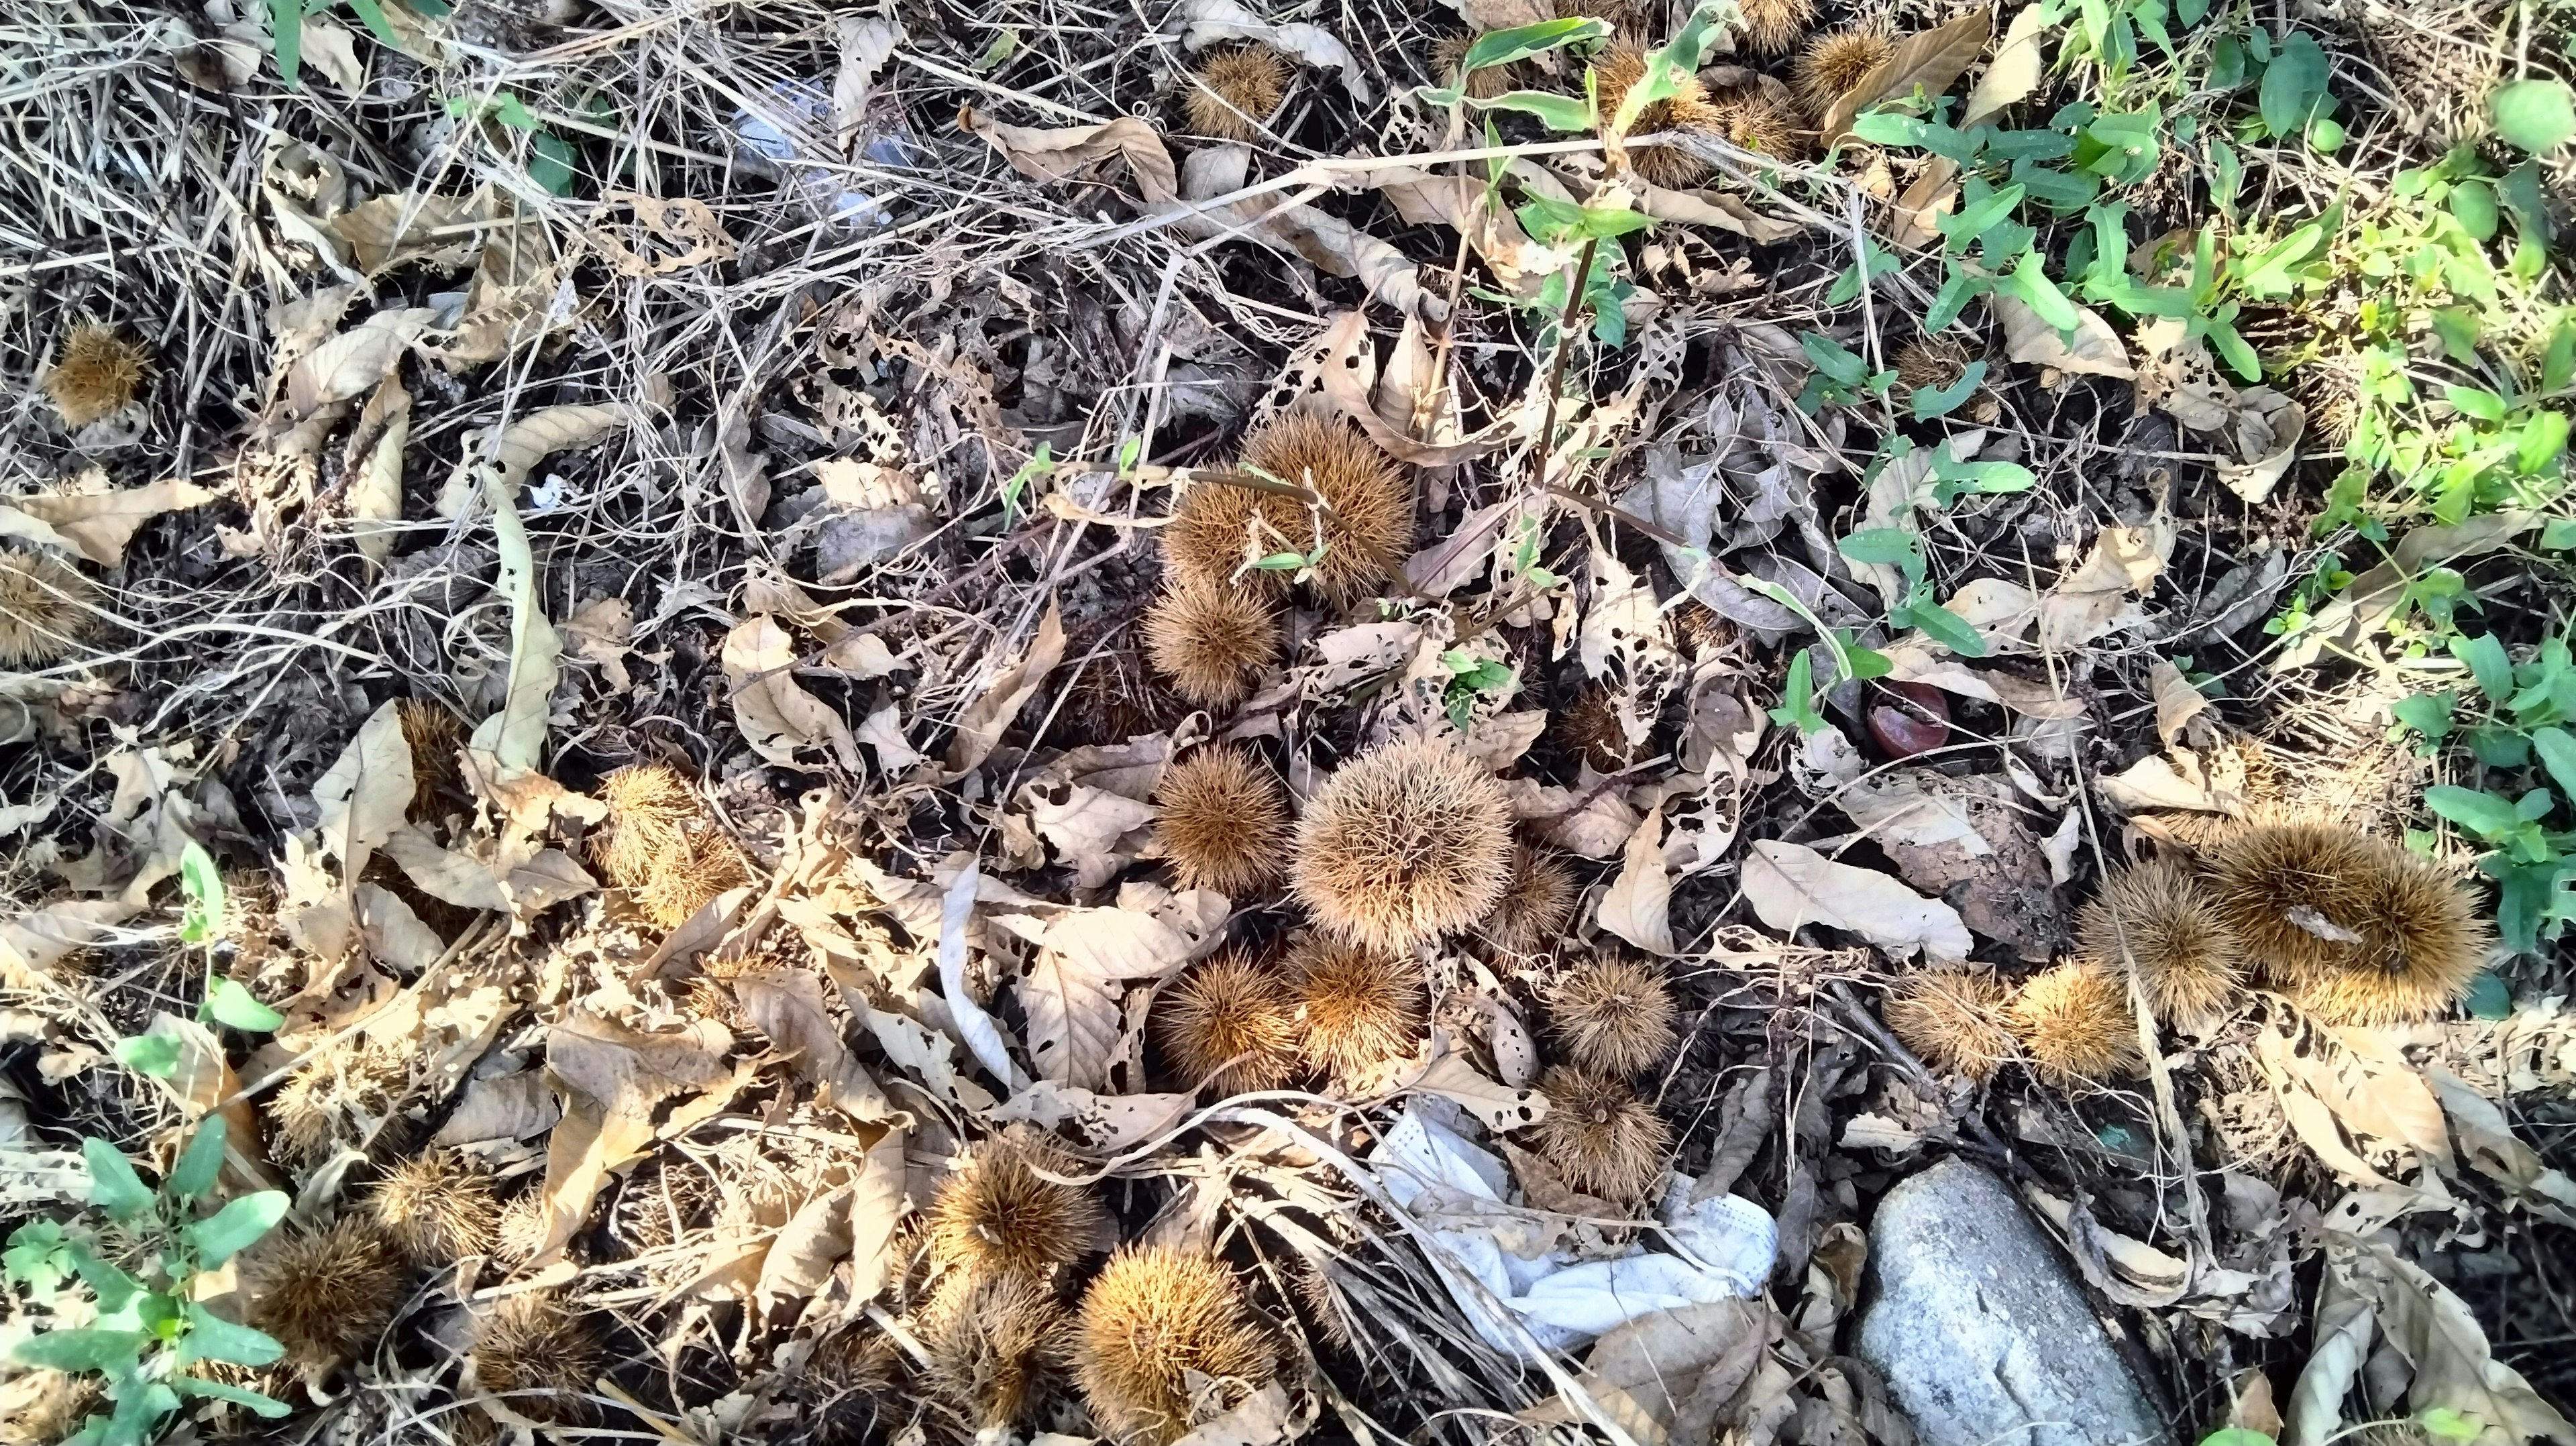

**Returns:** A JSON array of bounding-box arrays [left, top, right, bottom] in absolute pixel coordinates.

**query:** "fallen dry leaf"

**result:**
[[1597, 805, 1674, 955], [947, 601, 1067, 772], [1741, 840, 1972, 960], [963, 110, 1178, 202], [1821, 5, 1994, 142], [724, 615, 864, 771], [1996, 294, 2135, 380]]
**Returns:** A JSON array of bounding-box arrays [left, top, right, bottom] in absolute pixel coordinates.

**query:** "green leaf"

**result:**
[[2530, 726, 2576, 802], [2195, 1432, 2275, 1446], [2449, 179, 2500, 241], [2417, 1408, 2483, 1444], [1000, 443, 1051, 522], [10, 1328, 148, 1374], [1926, 266, 1987, 331], [1937, 184, 2027, 254], [2257, 32, 2328, 139], [1607, 0, 1728, 137], [1799, 332, 1869, 386], [112, 1034, 180, 1079], [1837, 528, 1923, 568], [2391, 690, 2456, 743], [178, 1305, 284, 1368], [2209, 321, 2263, 383], [529, 131, 577, 196], [2004, 248, 2079, 331], [2457, 631, 2514, 703], [1851, 111, 1929, 147], [169, 1117, 226, 1203], [1907, 602, 1990, 657], [2426, 784, 2528, 838], [2516, 410, 2569, 474], [2445, 385, 2508, 423], [1462, 15, 1608, 74], [83, 1138, 154, 1222], [2431, 306, 2483, 364], [490, 92, 541, 131], [1766, 649, 1828, 734], [1912, 359, 1988, 420], [268, 0, 303, 87], [2463, 970, 2514, 1019], [1475, 89, 1595, 131], [185, 1192, 289, 1269], [1841, 639, 1895, 681], [2492, 79, 2576, 153], [1252, 551, 1307, 571], [200, 977, 284, 1034], [172, 1376, 292, 1419], [175, 835, 223, 948]]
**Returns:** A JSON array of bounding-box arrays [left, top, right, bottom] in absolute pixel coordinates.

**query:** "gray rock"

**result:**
[[1854, 1158, 2172, 1446]]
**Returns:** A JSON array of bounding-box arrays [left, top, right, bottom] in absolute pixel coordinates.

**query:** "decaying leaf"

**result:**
[[1821, 6, 1994, 142], [724, 615, 864, 771], [436, 403, 628, 516], [733, 965, 896, 1123], [1408, 1048, 1549, 1132], [1996, 294, 2134, 380], [311, 699, 414, 881], [6, 480, 219, 569], [283, 307, 439, 422], [1597, 806, 1674, 956], [963, 111, 1179, 202], [2038, 516, 2174, 651], [1741, 840, 1972, 960], [947, 601, 1067, 772]]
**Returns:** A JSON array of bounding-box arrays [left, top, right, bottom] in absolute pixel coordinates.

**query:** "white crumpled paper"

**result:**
[[1371, 1103, 1777, 1355]]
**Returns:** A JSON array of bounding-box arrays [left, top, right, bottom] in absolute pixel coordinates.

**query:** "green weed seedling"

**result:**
[[5, 1116, 292, 1446], [2396, 629, 2576, 954], [268, 0, 448, 89]]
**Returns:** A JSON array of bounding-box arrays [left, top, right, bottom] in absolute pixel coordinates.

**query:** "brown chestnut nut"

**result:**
[[1867, 682, 1951, 759]]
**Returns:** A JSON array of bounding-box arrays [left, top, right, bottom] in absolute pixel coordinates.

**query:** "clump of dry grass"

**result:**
[[1141, 576, 1281, 710], [1794, 26, 1890, 112], [240, 1217, 407, 1369], [928, 1125, 1106, 1284], [42, 323, 149, 427], [2007, 960, 2145, 1088], [1884, 970, 2015, 1082], [1152, 744, 1291, 896], [0, 548, 95, 668], [590, 761, 751, 928], [2080, 856, 2245, 1025], [1592, 42, 1725, 190], [1074, 1245, 1275, 1446], [1895, 337, 1972, 394], [1162, 416, 1410, 608], [1486, 841, 1576, 956], [1292, 738, 1515, 953], [921, 1272, 1063, 1433], [1289, 938, 1426, 1082], [2208, 822, 2491, 1021], [1549, 956, 1678, 1076], [370, 1148, 499, 1264], [397, 698, 464, 818], [1525, 1065, 1671, 1204], [1157, 947, 1302, 1094], [471, 1291, 604, 1423], [1183, 44, 1289, 141]]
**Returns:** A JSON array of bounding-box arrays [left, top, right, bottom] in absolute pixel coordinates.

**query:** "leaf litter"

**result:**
[[1, 1, 2574, 1445]]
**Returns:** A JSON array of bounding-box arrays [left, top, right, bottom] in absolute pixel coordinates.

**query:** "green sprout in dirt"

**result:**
[[2394, 625, 2576, 960], [5, 1117, 292, 1446]]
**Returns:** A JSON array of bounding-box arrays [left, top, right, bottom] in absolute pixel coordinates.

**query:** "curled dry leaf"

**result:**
[[1741, 840, 1973, 960], [963, 110, 1179, 203], [723, 615, 864, 771], [947, 601, 1066, 773], [283, 307, 439, 423], [1960, 0, 2049, 126], [585, 191, 739, 278], [311, 699, 415, 881], [435, 402, 629, 516], [733, 965, 896, 1123], [7, 480, 219, 569], [1408, 1048, 1549, 1132], [2038, 516, 2174, 651], [1597, 805, 1674, 956], [1819, 5, 1994, 143], [1171, 0, 1373, 105], [1996, 294, 2134, 380]]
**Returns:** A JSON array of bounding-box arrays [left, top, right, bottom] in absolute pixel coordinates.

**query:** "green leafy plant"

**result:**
[[2395, 628, 2576, 952], [442, 92, 582, 196], [5, 1117, 292, 1446], [269, 0, 448, 89], [1437, 649, 1518, 733]]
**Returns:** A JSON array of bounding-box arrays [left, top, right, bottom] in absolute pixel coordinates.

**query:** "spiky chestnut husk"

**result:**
[[1183, 44, 1290, 142], [397, 698, 465, 818], [1162, 414, 1411, 607], [370, 1148, 500, 1264], [267, 1037, 409, 1165], [2007, 959, 2145, 1089], [1718, 94, 1813, 160], [1884, 969, 2016, 1082], [590, 762, 750, 928], [1157, 948, 1302, 1095], [1288, 938, 1426, 1081], [1794, 26, 1892, 113], [241, 1217, 407, 1369], [926, 1124, 1108, 1283], [42, 323, 150, 427], [1591, 42, 1725, 190], [1549, 956, 1678, 1076], [1895, 337, 1972, 395], [1739, 0, 1817, 54], [1558, 686, 1633, 773], [1151, 744, 1291, 897], [2079, 855, 2246, 1025], [920, 1270, 1064, 1431], [1486, 841, 1577, 956], [1074, 1245, 1275, 1446], [0, 547, 96, 668], [1291, 737, 1516, 954], [608, 1158, 717, 1255], [471, 1291, 605, 1423], [1524, 1065, 1672, 1204], [1140, 575, 1281, 710], [1432, 31, 1518, 101], [0, 1370, 103, 1446], [1555, 0, 1654, 32], [2208, 822, 2493, 1021]]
